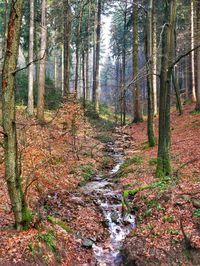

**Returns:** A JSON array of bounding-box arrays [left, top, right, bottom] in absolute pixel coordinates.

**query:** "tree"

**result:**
[[195, 0, 200, 111], [132, 0, 143, 123], [63, 0, 72, 97], [27, 0, 34, 115], [37, 0, 47, 121], [2, 0, 25, 230], [93, 0, 102, 114], [191, 0, 196, 102], [146, 0, 156, 147], [156, 0, 177, 178]]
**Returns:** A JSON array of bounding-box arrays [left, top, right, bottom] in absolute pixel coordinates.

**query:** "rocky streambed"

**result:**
[[81, 134, 135, 266]]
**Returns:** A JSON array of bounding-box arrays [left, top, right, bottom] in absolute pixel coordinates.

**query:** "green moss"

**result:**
[[37, 230, 57, 253], [163, 215, 174, 223], [141, 142, 150, 150], [95, 134, 113, 143], [22, 208, 34, 229], [190, 109, 200, 115], [149, 158, 157, 166], [48, 216, 72, 233], [193, 209, 200, 217]]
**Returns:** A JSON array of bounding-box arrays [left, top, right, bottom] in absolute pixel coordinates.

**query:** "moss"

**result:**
[[193, 209, 200, 217], [48, 216, 72, 233], [95, 134, 113, 143], [37, 230, 57, 253], [149, 158, 157, 166]]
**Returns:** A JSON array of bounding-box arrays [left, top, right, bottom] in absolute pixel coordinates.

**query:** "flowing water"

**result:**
[[83, 139, 135, 266]]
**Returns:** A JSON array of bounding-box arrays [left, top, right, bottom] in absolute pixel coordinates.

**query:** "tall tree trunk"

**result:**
[[2, 0, 24, 230], [27, 0, 34, 115], [54, 49, 58, 89], [63, 0, 72, 97], [61, 44, 64, 96], [122, 3, 127, 125], [147, 0, 156, 147], [156, 0, 177, 178], [195, 0, 200, 110], [86, 1, 91, 102], [74, 4, 84, 97], [37, 0, 47, 121], [152, 0, 157, 116], [82, 52, 86, 108], [191, 0, 196, 102], [133, 0, 143, 123], [93, 0, 101, 114]]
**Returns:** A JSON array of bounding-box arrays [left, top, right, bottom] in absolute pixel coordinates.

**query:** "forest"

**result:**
[[0, 0, 200, 265]]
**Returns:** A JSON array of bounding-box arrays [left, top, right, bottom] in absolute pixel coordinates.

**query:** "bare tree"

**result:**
[[37, 0, 47, 121], [2, 0, 25, 230], [27, 0, 34, 115]]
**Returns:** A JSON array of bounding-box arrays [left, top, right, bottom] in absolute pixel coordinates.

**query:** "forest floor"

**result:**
[[0, 103, 200, 265], [120, 104, 200, 265], [0, 101, 116, 265]]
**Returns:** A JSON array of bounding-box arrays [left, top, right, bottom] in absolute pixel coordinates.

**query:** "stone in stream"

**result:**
[[111, 212, 120, 224], [82, 238, 94, 249]]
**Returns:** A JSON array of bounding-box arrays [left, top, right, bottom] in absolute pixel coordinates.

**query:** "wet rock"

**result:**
[[82, 238, 94, 249], [111, 212, 120, 224]]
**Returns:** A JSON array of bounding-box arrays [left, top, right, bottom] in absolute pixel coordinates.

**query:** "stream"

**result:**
[[82, 136, 135, 266]]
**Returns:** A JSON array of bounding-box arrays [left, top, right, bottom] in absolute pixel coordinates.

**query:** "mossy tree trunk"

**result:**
[[156, 0, 177, 178], [2, 0, 24, 230]]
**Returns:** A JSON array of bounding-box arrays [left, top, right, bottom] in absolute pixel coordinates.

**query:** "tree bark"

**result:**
[[37, 0, 47, 121], [74, 3, 84, 97], [147, 0, 156, 147], [191, 0, 196, 102], [133, 0, 143, 123], [122, 2, 127, 126], [63, 0, 72, 97], [156, 0, 177, 178], [152, 0, 157, 116], [2, 0, 24, 230], [93, 0, 101, 114], [27, 0, 34, 116], [195, 0, 200, 110]]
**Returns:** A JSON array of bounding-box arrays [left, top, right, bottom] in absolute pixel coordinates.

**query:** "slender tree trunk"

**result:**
[[156, 0, 177, 178], [54, 49, 58, 89], [122, 3, 127, 125], [82, 52, 86, 108], [27, 0, 34, 115], [37, 0, 47, 121], [133, 0, 143, 123], [63, 0, 71, 97], [74, 4, 84, 97], [195, 0, 200, 110], [86, 1, 91, 102], [191, 0, 196, 102], [2, 0, 24, 230], [152, 0, 157, 116], [93, 0, 101, 114], [185, 56, 189, 99], [147, 0, 156, 147], [61, 44, 64, 96]]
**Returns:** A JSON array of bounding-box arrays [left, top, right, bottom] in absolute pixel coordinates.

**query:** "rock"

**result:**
[[82, 238, 94, 249], [192, 198, 200, 208], [111, 212, 120, 224]]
